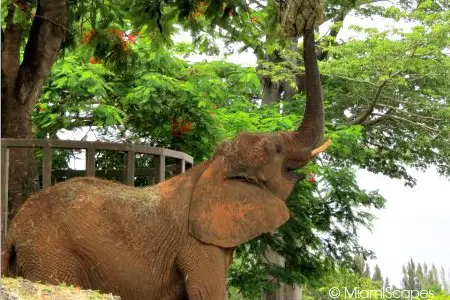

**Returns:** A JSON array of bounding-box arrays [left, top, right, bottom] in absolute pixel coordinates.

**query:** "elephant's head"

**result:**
[[189, 29, 329, 248]]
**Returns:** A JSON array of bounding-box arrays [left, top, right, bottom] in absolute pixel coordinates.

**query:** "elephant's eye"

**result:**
[[276, 143, 283, 154]]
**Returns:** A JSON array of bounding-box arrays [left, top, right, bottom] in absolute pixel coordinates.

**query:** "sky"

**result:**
[[60, 1, 450, 288], [357, 168, 450, 286]]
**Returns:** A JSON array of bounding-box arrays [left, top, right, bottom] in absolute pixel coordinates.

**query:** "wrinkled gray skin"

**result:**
[[1, 29, 326, 300]]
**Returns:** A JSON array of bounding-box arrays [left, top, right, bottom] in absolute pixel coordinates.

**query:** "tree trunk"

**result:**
[[284, 280, 303, 300], [262, 249, 304, 300], [1, 90, 41, 221], [262, 249, 286, 300], [261, 78, 282, 105], [1, 1, 69, 221]]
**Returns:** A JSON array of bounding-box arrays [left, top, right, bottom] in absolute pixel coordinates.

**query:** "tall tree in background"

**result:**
[[1, 0, 69, 219], [440, 267, 449, 293], [363, 263, 371, 278], [384, 277, 390, 289], [353, 254, 366, 276], [372, 265, 383, 282], [417, 263, 425, 290]]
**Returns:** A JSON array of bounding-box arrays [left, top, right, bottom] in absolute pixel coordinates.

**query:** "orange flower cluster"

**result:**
[[86, 29, 139, 63], [191, 1, 206, 20], [171, 118, 193, 137], [83, 30, 96, 43], [112, 29, 138, 50]]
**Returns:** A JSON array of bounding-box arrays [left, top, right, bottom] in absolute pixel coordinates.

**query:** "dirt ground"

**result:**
[[0, 277, 120, 300]]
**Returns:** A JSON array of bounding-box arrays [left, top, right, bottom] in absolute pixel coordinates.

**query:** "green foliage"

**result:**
[[305, 267, 384, 299], [319, 2, 450, 185]]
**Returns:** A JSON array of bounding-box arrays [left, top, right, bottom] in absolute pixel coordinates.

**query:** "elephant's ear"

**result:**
[[189, 159, 290, 248]]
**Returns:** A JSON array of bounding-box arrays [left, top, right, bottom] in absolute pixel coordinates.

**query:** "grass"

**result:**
[[0, 277, 120, 300]]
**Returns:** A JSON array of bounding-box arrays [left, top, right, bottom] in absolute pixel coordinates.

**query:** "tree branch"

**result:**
[[371, 113, 440, 133], [364, 140, 393, 151], [375, 104, 443, 121], [330, 75, 380, 87], [349, 81, 387, 125], [361, 109, 393, 126], [381, 95, 421, 106]]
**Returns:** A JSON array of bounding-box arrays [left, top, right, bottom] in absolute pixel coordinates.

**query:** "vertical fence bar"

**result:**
[[42, 147, 52, 188], [125, 151, 135, 186], [177, 159, 186, 174], [155, 153, 166, 183], [86, 148, 96, 177], [1, 147, 9, 244]]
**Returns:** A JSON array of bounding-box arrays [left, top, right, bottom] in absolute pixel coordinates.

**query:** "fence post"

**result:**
[[42, 147, 52, 188], [125, 151, 135, 186], [155, 152, 166, 183], [86, 148, 96, 177], [177, 159, 186, 174], [1, 147, 9, 244]]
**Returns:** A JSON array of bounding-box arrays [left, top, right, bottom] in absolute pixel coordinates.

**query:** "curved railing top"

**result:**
[[1, 138, 194, 164]]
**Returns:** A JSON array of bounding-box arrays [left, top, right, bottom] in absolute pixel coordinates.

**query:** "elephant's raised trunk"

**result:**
[[296, 28, 325, 149]]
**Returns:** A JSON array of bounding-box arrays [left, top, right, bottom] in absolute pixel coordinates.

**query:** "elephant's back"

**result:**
[[13, 177, 161, 221], [7, 177, 186, 298]]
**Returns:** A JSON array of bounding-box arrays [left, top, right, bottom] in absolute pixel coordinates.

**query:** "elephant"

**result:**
[[1, 29, 329, 300]]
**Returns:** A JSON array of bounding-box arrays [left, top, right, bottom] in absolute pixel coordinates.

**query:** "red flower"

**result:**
[[308, 173, 317, 184], [112, 29, 124, 39], [127, 34, 137, 44], [89, 57, 98, 64]]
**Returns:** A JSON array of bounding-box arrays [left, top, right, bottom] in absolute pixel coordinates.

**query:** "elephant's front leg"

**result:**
[[177, 240, 232, 300]]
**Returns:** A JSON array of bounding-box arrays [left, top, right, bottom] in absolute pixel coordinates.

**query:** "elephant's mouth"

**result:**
[[284, 160, 306, 181]]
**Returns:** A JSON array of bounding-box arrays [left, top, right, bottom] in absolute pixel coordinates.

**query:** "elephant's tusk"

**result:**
[[310, 138, 331, 157]]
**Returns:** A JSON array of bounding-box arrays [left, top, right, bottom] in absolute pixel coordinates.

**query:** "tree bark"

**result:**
[[285, 283, 303, 300], [262, 249, 286, 300], [262, 249, 304, 300], [1, 0, 69, 220], [261, 77, 282, 105]]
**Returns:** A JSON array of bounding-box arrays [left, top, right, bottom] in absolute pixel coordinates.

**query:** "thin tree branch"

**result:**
[[381, 95, 420, 106], [371, 113, 440, 132], [375, 104, 443, 121], [350, 81, 387, 125], [361, 109, 393, 126], [364, 140, 392, 151], [330, 75, 380, 87]]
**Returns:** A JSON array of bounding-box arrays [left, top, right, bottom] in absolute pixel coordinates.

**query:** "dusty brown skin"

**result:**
[[2, 30, 327, 300]]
